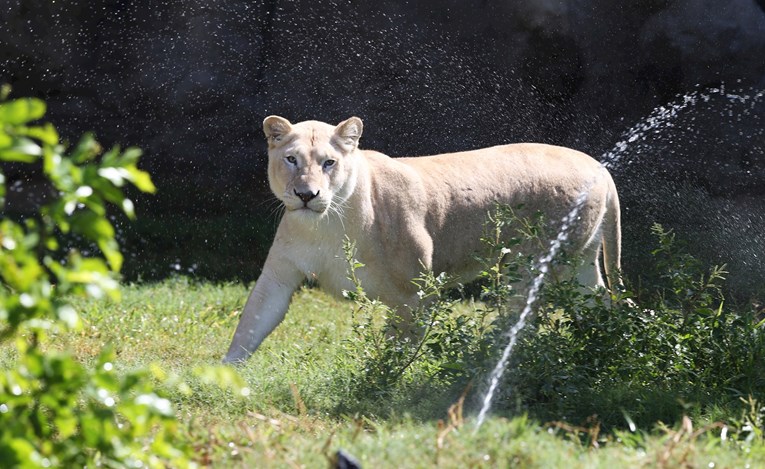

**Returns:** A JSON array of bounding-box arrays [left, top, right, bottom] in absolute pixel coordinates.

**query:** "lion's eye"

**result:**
[[285, 155, 297, 165], [322, 159, 336, 169]]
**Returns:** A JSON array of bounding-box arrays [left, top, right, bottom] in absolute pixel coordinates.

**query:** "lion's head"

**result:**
[[263, 116, 363, 218]]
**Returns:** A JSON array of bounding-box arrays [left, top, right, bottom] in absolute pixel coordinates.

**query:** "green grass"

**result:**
[[5, 277, 761, 467]]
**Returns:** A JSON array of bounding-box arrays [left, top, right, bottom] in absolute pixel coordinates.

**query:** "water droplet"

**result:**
[[75, 185, 93, 197], [19, 294, 35, 308]]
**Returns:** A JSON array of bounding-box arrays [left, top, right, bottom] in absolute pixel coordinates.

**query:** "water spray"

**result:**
[[473, 84, 764, 429]]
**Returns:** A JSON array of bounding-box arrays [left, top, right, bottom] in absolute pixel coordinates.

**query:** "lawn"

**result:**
[[13, 276, 761, 468]]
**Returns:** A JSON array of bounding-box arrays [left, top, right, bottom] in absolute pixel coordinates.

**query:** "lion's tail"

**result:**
[[601, 176, 623, 291]]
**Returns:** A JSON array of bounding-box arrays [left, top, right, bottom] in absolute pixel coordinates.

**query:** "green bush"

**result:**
[[508, 223, 765, 429], [334, 205, 540, 416], [336, 202, 765, 437], [0, 89, 191, 467]]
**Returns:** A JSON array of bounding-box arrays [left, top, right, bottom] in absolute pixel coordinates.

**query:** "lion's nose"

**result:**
[[294, 189, 319, 204]]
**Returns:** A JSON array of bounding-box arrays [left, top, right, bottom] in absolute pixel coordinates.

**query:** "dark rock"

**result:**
[[334, 449, 361, 469], [1, 0, 763, 286]]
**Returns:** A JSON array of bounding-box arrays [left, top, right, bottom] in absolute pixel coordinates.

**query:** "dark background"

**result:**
[[2, 0, 764, 294]]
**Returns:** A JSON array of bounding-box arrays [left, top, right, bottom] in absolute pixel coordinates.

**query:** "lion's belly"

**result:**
[[426, 185, 608, 285]]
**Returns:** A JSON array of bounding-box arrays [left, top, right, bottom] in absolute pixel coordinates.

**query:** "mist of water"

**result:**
[[475, 185, 592, 428], [473, 85, 765, 429]]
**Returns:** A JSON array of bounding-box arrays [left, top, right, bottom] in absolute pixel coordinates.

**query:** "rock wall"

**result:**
[[1, 0, 764, 286], [2, 0, 762, 161]]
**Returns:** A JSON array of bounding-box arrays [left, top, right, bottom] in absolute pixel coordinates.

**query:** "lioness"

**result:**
[[223, 116, 622, 363]]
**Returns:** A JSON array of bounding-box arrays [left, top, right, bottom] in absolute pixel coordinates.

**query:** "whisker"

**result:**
[[255, 196, 275, 209], [328, 196, 348, 231], [266, 196, 286, 222]]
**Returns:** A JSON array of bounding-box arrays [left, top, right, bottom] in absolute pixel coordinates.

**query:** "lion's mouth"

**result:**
[[279, 194, 329, 214], [285, 202, 325, 214]]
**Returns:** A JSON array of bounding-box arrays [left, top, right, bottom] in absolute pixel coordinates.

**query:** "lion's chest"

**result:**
[[279, 217, 354, 298], [295, 242, 351, 296], [280, 220, 401, 303]]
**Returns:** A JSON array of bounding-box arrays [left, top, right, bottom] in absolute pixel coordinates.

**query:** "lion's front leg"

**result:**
[[223, 258, 303, 364]]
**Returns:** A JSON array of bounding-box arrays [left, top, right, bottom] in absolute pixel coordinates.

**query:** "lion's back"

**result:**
[[386, 143, 613, 279]]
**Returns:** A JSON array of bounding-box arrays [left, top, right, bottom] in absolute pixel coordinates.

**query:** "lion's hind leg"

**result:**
[[575, 244, 606, 291]]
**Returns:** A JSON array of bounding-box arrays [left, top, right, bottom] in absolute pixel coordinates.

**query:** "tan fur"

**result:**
[[223, 116, 623, 363]]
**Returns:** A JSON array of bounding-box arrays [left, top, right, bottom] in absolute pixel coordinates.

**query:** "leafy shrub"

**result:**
[[338, 240, 453, 403], [337, 202, 765, 436], [0, 89, 192, 467], [494, 222, 765, 430], [334, 205, 540, 416]]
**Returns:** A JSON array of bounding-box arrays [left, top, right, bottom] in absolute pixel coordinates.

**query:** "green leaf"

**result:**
[[125, 167, 156, 193], [70, 133, 101, 163], [62, 256, 121, 299], [64, 267, 107, 285], [0, 130, 12, 148], [0, 98, 46, 125], [55, 414, 78, 439], [98, 238, 123, 272], [0, 138, 42, 163], [71, 211, 115, 240], [4, 438, 38, 466], [90, 177, 127, 207], [68, 211, 123, 272], [97, 167, 129, 187], [15, 123, 59, 146], [120, 147, 142, 166], [101, 146, 120, 166], [56, 305, 81, 329], [121, 198, 135, 219], [193, 365, 249, 397]]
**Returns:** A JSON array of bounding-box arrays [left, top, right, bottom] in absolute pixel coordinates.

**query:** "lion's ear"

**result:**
[[334, 117, 363, 149], [263, 116, 292, 144]]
